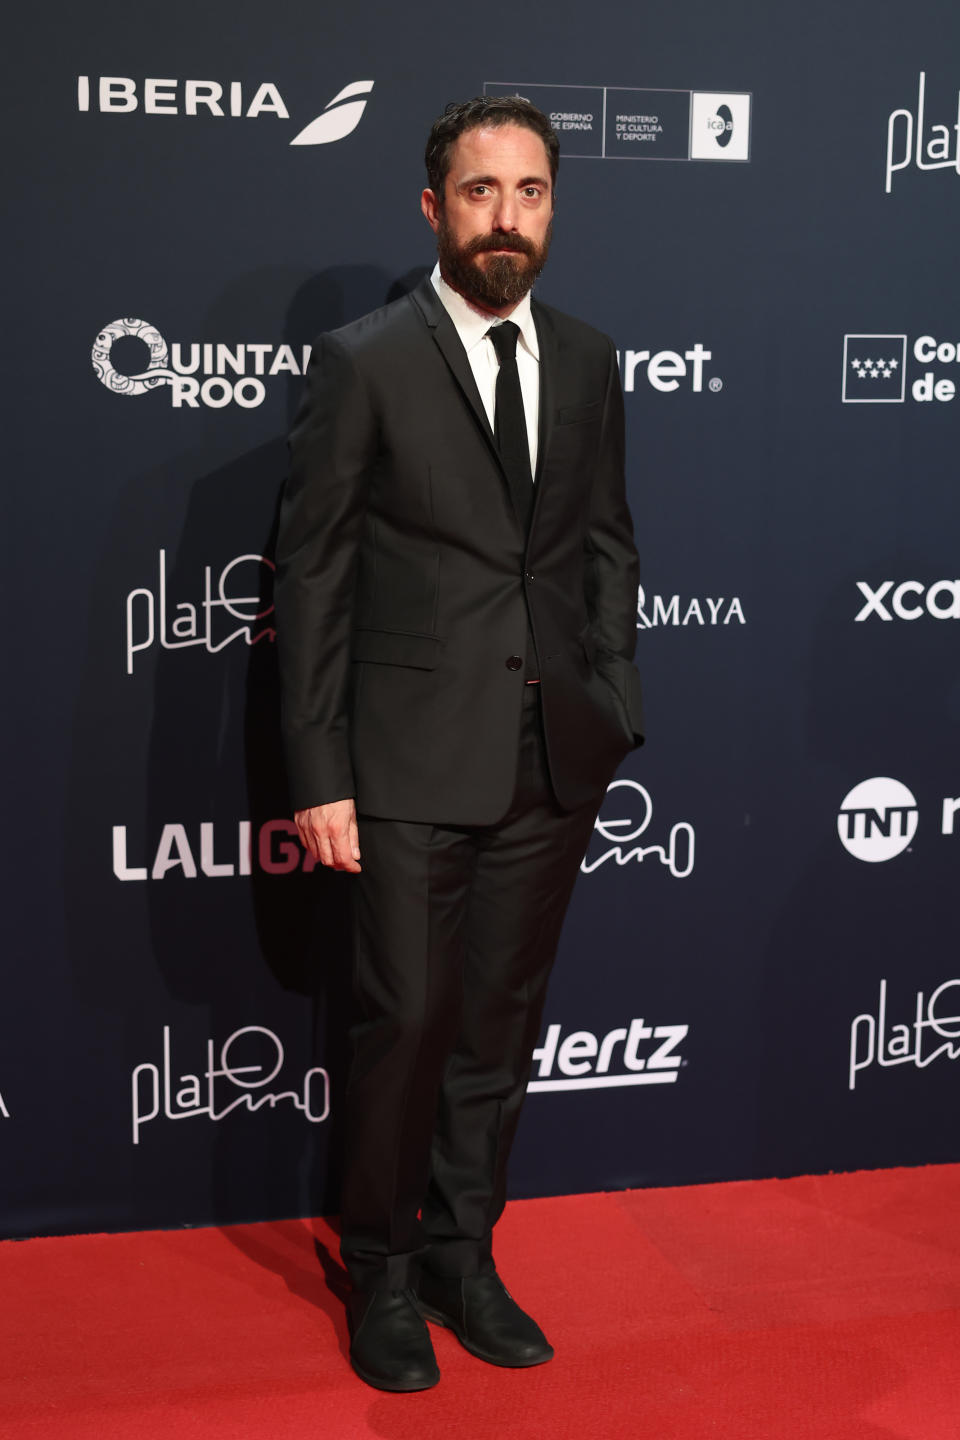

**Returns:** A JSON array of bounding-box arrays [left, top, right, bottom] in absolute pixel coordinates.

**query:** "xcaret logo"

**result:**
[[581, 780, 694, 878], [842, 333, 960, 404], [528, 1016, 688, 1092], [77, 77, 374, 146], [131, 1023, 329, 1144], [837, 778, 918, 862], [618, 343, 721, 395], [855, 579, 960, 623], [91, 318, 312, 408]]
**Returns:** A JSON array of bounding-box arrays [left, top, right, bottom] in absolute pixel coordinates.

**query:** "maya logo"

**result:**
[[581, 779, 694, 878], [636, 583, 745, 629], [529, 1017, 688, 1092], [91, 319, 312, 408], [837, 778, 918, 862], [77, 77, 374, 146]]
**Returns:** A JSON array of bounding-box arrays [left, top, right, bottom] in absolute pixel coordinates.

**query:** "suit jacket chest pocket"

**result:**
[[557, 399, 602, 427], [551, 398, 603, 466]]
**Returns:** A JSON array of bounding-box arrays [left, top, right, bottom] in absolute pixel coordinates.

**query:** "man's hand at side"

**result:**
[[295, 799, 362, 873]]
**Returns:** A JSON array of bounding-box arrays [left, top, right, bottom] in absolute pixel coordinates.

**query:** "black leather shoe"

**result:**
[[416, 1270, 554, 1368], [348, 1288, 440, 1391]]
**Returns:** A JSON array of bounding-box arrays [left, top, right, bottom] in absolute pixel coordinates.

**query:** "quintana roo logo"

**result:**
[[92, 318, 169, 395]]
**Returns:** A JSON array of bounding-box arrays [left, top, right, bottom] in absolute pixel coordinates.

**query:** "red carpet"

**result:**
[[3, 1165, 959, 1439]]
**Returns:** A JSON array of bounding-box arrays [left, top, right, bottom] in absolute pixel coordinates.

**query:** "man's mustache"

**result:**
[[464, 233, 537, 259]]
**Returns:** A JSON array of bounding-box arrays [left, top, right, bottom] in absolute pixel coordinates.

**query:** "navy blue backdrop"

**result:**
[[4, 0, 960, 1237]]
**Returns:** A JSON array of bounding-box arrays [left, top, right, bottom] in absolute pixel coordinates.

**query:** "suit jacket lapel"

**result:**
[[408, 277, 498, 456], [409, 275, 556, 542], [531, 298, 558, 490]]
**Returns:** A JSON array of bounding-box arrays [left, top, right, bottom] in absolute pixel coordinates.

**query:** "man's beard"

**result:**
[[437, 216, 552, 310]]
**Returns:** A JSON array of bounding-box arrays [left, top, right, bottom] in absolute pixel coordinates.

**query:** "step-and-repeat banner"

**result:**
[[4, 2, 959, 1236]]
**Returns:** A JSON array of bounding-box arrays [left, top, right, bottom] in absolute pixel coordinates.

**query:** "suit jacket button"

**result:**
[[505, 655, 523, 671]]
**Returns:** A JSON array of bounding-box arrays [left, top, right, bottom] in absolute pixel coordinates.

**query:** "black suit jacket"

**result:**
[[274, 275, 643, 824]]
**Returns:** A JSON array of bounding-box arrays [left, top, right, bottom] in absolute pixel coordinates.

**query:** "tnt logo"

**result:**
[[842, 335, 907, 402], [837, 777, 918, 862]]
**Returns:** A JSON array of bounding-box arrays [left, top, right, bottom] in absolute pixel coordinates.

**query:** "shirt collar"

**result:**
[[431, 262, 539, 362]]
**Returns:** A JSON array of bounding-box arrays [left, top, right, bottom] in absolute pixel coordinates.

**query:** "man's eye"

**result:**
[[472, 185, 489, 196]]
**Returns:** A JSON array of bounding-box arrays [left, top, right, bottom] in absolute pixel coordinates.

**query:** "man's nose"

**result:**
[[491, 193, 520, 232]]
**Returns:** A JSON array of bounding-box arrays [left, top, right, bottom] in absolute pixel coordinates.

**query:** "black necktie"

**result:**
[[487, 321, 533, 533]]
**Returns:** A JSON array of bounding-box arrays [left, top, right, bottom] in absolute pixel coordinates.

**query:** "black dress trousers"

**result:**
[[340, 683, 602, 1291]]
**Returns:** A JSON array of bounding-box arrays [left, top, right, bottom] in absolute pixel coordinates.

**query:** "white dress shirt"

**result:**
[[430, 262, 540, 477]]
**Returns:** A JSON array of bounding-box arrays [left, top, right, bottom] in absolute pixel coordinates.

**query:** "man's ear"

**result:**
[[420, 187, 441, 234]]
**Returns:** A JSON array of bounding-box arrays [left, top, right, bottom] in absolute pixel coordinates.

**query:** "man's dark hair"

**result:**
[[425, 95, 560, 200]]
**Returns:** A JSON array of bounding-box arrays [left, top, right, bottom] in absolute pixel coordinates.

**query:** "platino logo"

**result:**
[[854, 579, 960, 623], [529, 1016, 688, 1091], [849, 978, 960, 1089], [92, 318, 311, 408], [885, 71, 960, 193], [131, 1024, 329, 1144], [842, 333, 960, 404], [636, 583, 745, 629], [77, 77, 374, 145], [837, 778, 918, 862], [581, 780, 694, 878], [126, 549, 275, 674]]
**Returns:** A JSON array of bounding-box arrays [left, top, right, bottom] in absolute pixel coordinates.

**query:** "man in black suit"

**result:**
[[274, 95, 643, 1392]]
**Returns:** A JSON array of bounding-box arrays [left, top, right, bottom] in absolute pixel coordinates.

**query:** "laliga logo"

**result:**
[[91, 319, 312, 408], [837, 778, 918, 863], [581, 779, 695, 878], [706, 102, 734, 148]]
